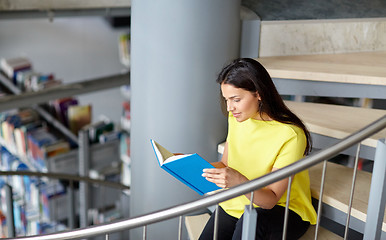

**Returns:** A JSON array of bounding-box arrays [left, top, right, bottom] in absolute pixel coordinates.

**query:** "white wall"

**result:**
[[0, 16, 129, 124]]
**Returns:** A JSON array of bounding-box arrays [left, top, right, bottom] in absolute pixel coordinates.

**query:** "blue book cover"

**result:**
[[150, 139, 222, 195]]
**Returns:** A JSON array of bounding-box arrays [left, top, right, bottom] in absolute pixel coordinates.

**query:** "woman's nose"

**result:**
[[227, 102, 234, 112]]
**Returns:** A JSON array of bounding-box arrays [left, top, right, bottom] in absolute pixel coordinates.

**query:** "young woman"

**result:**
[[199, 58, 317, 240]]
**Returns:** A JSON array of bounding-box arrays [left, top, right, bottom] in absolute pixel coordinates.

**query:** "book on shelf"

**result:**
[[27, 127, 58, 169], [0, 109, 40, 147], [43, 140, 70, 158], [0, 57, 32, 81], [150, 139, 224, 195], [15, 71, 62, 92], [120, 132, 130, 158], [121, 100, 131, 132], [67, 104, 92, 135], [27, 134, 70, 168], [14, 121, 45, 157], [0, 209, 6, 237], [1, 120, 13, 146], [50, 97, 78, 127], [1, 114, 18, 145], [0, 146, 16, 171], [30, 73, 62, 92], [15, 109, 40, 124], [85, 120, 114, 143], [1, 57, 63, 94], [10, 161, 29, 196], [35, 79, 62, 91], [15, 69, 34, 91], [118, 33, 130, 68], [98, 130, 120, 143]]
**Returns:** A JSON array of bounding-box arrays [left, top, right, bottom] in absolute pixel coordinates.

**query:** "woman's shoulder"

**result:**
[[266, 121, 305, 139]]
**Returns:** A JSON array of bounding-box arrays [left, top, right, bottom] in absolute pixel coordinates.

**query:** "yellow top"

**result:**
[[219, 114, 317, 224]]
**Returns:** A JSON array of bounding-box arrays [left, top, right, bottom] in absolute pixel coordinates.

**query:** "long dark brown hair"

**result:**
[[217, 58, 312, 155]]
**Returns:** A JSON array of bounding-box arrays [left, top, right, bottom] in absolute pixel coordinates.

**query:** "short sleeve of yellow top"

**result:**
[[219, 113, 317, 225]]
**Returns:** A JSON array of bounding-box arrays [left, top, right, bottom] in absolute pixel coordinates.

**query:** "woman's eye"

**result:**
[[233, 99, 240, 102]]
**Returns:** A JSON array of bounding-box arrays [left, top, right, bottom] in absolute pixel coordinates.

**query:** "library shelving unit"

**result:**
[[0, 70, 130, 237], [0, 0, 131, 19]]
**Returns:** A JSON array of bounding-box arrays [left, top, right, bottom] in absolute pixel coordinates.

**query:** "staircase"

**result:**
[[213, 48, 386, 239], [257, 51, 386, 239], [240, 19, 386, 237], [214, 106, 385, 240]]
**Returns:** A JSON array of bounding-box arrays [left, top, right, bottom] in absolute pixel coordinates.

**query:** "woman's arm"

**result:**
[[220, 142, 229, 166], [203, 142, 289, 209], [203, 166, 289, 209], [245, 168, 289, 209]]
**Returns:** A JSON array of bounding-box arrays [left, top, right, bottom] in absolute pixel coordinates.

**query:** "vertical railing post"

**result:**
[[344, 143, 361, 240], [67, 180, 76, 229], [213, 204, 220, 240], [178, 215, 183, 240], [242, 191, 257, 240], [4, 184, 15, 237], [282, 176, 293, 240], [79, 129, 90, 229], [315, 160, 328, 240], [364, 139, 386, 240], [143, 225, 147, 240]]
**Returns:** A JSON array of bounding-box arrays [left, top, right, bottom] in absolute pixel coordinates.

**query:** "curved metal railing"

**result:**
[[2, 115, 386, 240], [0, 170, 130, 239]]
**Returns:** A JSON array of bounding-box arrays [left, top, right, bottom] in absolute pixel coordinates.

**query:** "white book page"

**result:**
[[152, 140, 193, 165], [164, 153, 193, 164]]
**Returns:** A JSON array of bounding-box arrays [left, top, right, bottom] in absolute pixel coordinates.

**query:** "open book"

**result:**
[[150, 139, 223, 195]]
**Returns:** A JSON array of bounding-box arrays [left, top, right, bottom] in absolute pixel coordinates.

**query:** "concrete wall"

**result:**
[[259, 18, 386, 57]]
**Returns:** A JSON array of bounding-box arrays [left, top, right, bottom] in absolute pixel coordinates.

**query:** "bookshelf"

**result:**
[[0, 0, 131, 19], [119, 85, 131, 191], [0, 0, 130, 10], [0, 71, 130, 112], [0, 64, 128, 236], [0, 3, 132, 235]]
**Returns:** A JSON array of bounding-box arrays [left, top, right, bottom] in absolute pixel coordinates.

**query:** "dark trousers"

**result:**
[[199, 205, 310, 240]]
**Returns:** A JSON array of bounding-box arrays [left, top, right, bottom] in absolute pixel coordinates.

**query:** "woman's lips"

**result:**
[[233, 112, 241, 118]]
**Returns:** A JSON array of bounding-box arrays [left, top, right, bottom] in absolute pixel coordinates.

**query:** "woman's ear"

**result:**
[[256, 92, 261, 101]]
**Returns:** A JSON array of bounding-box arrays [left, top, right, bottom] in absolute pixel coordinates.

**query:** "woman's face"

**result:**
[[221, 83, 261, 122]]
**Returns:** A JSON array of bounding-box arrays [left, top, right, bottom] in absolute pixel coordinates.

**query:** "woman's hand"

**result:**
[[202, 167, 248, 189]]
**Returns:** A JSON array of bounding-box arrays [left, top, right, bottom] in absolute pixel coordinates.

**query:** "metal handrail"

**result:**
[[5, 115, 384, 240]]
